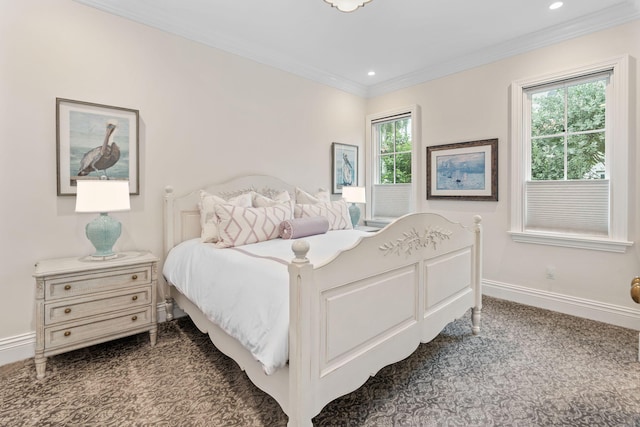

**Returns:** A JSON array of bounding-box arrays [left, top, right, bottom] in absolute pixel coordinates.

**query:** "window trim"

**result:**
[[509, 55, 632, 253], [365, 105, 421, 222]]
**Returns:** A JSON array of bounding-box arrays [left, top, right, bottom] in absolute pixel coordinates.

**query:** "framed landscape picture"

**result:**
[[332, 142, 358, 194], [427, 138, 498, 201], [56, 98, 139, 196]]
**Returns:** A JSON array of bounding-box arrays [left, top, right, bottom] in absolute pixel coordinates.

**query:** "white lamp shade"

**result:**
[[342, 186, 366, 204], [75, 180, 131, 213]]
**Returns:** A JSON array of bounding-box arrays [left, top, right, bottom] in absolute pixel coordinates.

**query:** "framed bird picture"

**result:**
[[56, 98, 139, 196], [331, 142, 358, 194]]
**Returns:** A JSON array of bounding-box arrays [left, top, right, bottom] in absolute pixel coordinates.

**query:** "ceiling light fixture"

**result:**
[[325, 0, 372, 13], [549, 2, 563, 10], [368, 71, 376, 76]]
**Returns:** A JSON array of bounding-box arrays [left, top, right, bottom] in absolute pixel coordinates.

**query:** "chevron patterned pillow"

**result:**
[[294, 200, 353, 231], [214, 202, 294, 248]]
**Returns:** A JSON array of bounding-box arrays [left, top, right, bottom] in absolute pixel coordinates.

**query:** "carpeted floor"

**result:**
[[1, 297, 639, 426]]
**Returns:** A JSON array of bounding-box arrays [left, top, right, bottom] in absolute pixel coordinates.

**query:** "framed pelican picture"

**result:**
[[56, 98, 139, 196], [332, 142, 358, 194]]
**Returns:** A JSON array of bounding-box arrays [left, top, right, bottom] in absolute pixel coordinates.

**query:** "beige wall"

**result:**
[[368, 20, 640, 315], [0, 0, 365, 339], [1, 0, 638, 360]]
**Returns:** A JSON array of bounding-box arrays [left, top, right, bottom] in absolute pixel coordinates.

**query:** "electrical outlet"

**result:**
[[546, 266, 556, 280]]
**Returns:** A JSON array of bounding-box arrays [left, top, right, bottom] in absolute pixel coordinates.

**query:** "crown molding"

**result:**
[[75, 0, 639, 99], [368, 2, 640, 97], [74, 0, 369, 97]]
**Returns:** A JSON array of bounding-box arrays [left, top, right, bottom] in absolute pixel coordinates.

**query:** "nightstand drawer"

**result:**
[[45, 265, 151, 300], [44, 286, 152, 325], [45, 307, 153, 349]]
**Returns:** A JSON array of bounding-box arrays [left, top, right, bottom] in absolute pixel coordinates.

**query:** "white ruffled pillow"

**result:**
[[294, 200, 353, 230], [253, 190, 291, 206], [295, 187, 330, 204], [253, 190, 293, 217], [199, 190, 253, 243], [215, 203, 293, 248]]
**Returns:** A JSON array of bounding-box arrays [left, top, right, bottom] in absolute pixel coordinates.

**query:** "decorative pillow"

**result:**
[[253, 191, 293, 218], [215, 203, 294, 248], [294, 200, 353, 230], [253, 190, 290, 206], [279, 216, 330, 239], [199, 190, 253, 243], [295, 187, 330, 204]]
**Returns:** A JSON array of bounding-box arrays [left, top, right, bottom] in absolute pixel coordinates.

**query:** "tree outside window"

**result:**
[[530, 78, 606, 181], [377, 118, 412, 184]]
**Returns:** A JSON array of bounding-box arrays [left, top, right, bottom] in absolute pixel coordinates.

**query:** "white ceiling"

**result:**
[[75, 0, 640, 97]]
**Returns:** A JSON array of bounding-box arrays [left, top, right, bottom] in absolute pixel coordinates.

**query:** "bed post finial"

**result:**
[[291, 240, 310, 264]]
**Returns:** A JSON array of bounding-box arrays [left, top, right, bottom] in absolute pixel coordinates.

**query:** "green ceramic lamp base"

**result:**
[[348, 203, 360, 228], [85, 213, 122, 260]]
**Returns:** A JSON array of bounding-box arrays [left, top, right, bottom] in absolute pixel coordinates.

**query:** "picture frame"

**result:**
[[331, 142, 358, 194], [56, 98, 139, 196], [427, 138, 498, 201]]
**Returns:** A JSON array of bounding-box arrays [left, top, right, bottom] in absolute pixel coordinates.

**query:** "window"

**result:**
[[366, 105, 421, 223], [509, 56, 632, 252], [378, 117, 412, 185], [530, 75, 606, 182]]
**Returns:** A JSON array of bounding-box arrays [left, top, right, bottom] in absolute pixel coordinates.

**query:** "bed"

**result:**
[[162, 175, 483, 427]]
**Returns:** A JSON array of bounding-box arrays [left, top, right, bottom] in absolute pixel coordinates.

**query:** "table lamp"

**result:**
[[75, 179, 130, 260], [342, 186, 366, 227]]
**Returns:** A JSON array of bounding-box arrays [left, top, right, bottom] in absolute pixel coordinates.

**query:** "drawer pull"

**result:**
[[131, 274, 138, 280], [132, 295, 138, 301], [64, 308, 71, 314], [64, 331, 71, 337], [131, 316, 138, 321], [64, 285, 71, 290]]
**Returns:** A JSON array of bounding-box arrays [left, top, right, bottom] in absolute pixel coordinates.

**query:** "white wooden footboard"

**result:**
[[163, 178, 482, 427], [287, 214, 482, 426]]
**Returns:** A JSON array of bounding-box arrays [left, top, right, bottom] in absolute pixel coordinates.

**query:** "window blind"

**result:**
[[372, 184, 411, 218], [523, 70, 612, 92], [371, 112, 411, 125], [525, 180, 609, 236]]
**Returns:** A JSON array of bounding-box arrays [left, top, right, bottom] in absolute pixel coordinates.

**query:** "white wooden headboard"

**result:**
[[163, 175, 299, 256]]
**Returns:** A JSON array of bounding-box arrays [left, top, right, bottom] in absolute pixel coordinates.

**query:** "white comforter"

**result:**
[[162, 230, 368, 374]]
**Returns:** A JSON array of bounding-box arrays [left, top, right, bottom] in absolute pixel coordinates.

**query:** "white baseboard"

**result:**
[[3, 289, 637, 367], [483, 279, 640, 331], [0, 332, 35, 367], [0, 302, 178, 367]]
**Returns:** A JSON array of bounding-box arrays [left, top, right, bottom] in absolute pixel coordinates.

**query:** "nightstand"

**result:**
[[33, 251, 158, 379]]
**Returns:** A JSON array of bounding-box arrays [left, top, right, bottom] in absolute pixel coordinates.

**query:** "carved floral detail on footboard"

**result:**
[[379, 227, 452, 256]]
